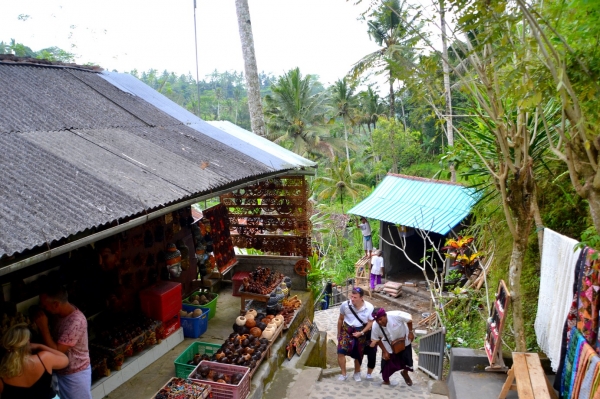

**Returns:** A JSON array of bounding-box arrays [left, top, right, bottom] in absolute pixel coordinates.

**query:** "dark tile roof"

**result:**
[[0, 62, 283, 259]]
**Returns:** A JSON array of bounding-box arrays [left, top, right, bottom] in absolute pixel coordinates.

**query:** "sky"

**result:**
[[0, 0, 394, 87]]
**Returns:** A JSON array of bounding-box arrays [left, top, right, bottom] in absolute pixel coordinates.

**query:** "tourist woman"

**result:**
[[0, 323, 69, 399], [370, 307, 414, 386]]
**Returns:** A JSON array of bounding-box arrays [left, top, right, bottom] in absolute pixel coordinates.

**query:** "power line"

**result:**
[[193, 0, 201, 117]]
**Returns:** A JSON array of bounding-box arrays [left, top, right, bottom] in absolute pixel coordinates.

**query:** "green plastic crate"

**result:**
[[174, 341, 221, 379], [183, 290, 218, 320]]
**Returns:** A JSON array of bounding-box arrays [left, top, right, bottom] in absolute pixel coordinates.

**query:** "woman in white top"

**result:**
[[370, 307, 414, 386], [336, 288, 374, 382]]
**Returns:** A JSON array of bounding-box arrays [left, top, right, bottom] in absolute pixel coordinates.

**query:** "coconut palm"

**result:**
[[264, 68, 340, 158], [315, 157, 369, 212], [235, 0, 267, 137], [351, 0, 421, 118], [330, 78, 358, 173]]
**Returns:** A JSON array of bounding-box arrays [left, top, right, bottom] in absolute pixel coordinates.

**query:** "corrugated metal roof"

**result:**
[[347, 174, 478, 235], [206, 121, 316, 169], [0, 63, 304, 259], [100, 72, 316, 170]]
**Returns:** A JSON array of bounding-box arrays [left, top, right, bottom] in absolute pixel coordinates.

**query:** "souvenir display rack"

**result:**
[[220, 176, 311, 257], [202, 204, 237, 274]]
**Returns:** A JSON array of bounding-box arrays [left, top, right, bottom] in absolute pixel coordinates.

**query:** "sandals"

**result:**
[[401, 370, 413, 386]]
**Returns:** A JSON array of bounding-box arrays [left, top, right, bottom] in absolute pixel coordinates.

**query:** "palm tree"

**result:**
[[215, 87, 224, 120], [315, 157, 369, 212], [330, 78, 358, 174], [264, 68, 339, 158], [234, 0, 267, 137], [351, 0, 421, 118], [358, 87, 385, 180]]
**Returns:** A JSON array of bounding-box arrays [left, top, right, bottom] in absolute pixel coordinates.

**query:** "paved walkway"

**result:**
[[312, 307, 438, 399]]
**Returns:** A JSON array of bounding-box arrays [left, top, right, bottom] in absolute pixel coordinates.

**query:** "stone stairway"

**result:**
[[311, 306, 444, 399]]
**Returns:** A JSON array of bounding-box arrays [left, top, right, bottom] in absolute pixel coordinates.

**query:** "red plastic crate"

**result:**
[[232, 272, 250, 297], [189, 361, 250, 399], [161, 314, 181, 339], [139, 281, 182, 322]]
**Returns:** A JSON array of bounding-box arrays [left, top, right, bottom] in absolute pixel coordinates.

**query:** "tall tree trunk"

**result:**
[[440, 0, 455, 182], [504, 163, 536, 352], [587, 189, 600, 235], [235, 0, 267, 137], [398, 95, 407, 131], [389, 78, 395, 119], [343, 118, 352, 176], [508, 232, 529, 352]]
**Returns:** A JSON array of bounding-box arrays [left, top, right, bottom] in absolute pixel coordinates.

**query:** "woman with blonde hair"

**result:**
[[0, 323, 69, 398]]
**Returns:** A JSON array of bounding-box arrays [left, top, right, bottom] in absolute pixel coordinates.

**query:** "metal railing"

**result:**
[[314, 279, 354, 310], [417, 325, 446, 380]]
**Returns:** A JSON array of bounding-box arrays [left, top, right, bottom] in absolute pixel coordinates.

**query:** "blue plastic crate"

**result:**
[[180, 304, 209, 338]]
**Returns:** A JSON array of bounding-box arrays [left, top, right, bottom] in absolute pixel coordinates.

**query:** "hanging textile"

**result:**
[[580, 356, 599, 399], [536, 228, 581, 371], [555, 249, 588, 393], [573, 343, 596, 397], [576, 248, 600, 354], [562, 328, 586, 398]]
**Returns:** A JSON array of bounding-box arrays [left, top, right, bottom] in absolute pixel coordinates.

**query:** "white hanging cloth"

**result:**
[[535, 228, 581, 372]]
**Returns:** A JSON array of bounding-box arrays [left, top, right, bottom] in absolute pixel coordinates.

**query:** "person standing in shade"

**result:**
[[34, 283, 92, 399], [336, 287, 375, 381], [370, 249, 384, 290], [357, 217, 373, 258], [370, 307, 414, 386], [0, 323, 69, 399]]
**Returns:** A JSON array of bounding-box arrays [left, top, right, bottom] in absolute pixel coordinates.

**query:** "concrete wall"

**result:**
[[247, 290, 319, 399], [235, 255, 308, 291]]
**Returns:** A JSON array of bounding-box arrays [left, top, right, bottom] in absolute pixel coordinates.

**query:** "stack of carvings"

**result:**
[[220, 176, 311, 257]]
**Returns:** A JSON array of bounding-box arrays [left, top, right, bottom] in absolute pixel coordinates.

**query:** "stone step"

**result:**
[[311, 376, 431, 399]]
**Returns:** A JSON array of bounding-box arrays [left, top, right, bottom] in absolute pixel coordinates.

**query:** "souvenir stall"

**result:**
[[0, 176, 314, 399], [150, 175, 317, 399], [0, 207, 208, 393], [552, 247, 600, 398], [532, 228, 600, 399], [221, 175, 312, 290]]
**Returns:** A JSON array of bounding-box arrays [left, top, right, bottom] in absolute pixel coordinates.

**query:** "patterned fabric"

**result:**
[[337, 322, 367, 360], [380, 344, 413, 383], [593, 367, 600, 399], [573, 343, 596, 398], [53, 308, 90, 375], [555, 248, 588, 393], [562, 328, 586, 398], [580, 356, 600, 399], [577, 249, 600, 354]]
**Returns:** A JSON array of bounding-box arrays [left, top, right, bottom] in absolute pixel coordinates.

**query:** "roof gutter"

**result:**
[[0, 169, 314, 277]]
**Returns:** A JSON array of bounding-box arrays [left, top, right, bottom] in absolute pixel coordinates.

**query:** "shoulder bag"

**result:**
[[379, 324, 406, 354], [346, 301, 371, 340]]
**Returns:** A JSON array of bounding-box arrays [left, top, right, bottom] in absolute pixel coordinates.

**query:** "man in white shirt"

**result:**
[[370, 307, 414, 386], [336, 287, 374, 382], [370, 249, 384, 290], [357, 217, 373, 258]]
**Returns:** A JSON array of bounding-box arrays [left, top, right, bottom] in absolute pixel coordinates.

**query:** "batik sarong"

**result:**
[[380, 344, 413, 383], [337, 323, 367, 360]]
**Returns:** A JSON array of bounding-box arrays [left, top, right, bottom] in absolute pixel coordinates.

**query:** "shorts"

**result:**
[[363, 235, 373, 251]]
